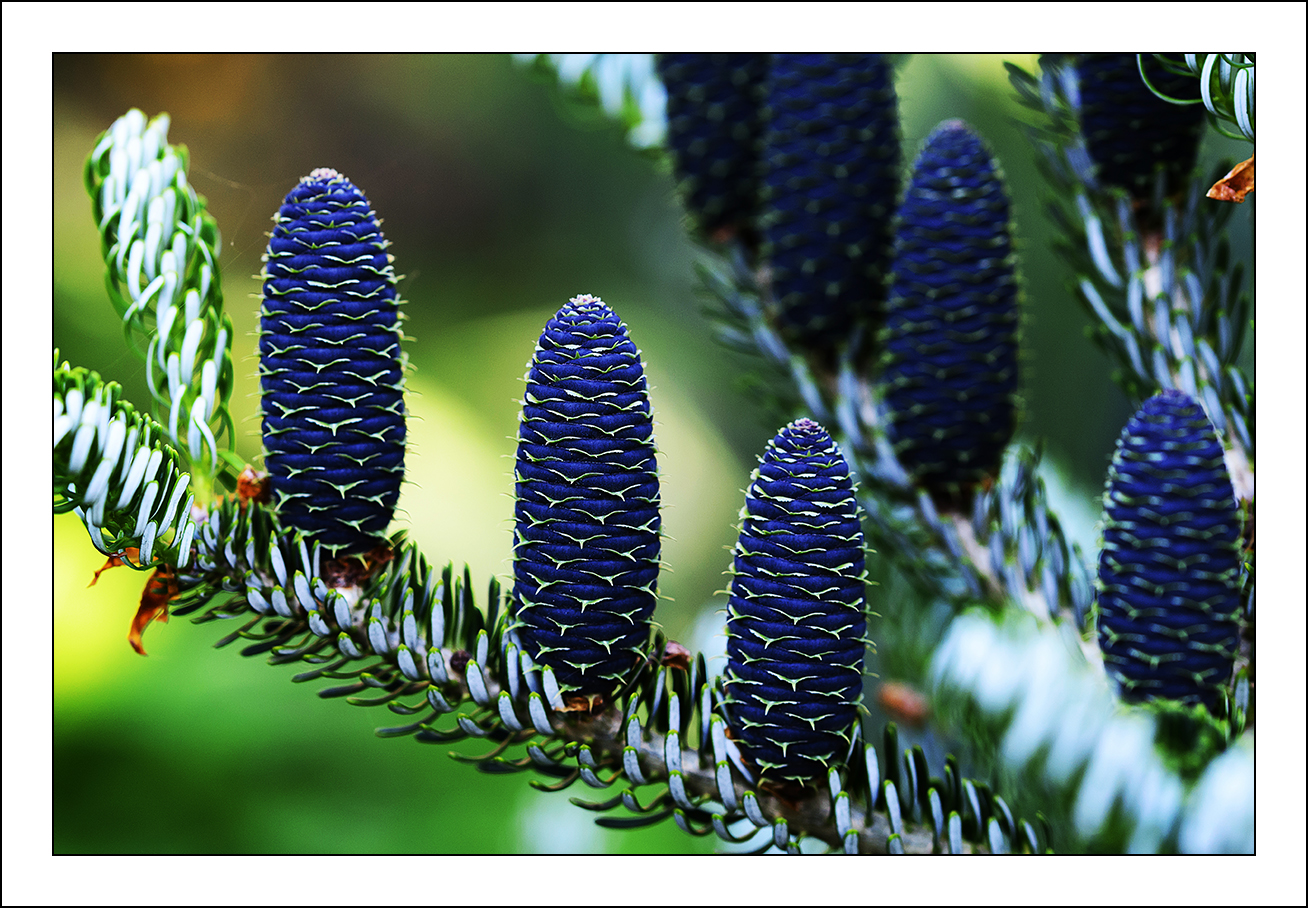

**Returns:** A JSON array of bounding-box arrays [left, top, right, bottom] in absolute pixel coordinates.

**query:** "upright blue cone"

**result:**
[[512, 295, 661, 698], [761, 53, 901, 348], [259, 168, 406, 555], [880, 121, 1019, 498], [723, 419, 866, 784], [657, 53, 767, 243], [1096, 390, 1243, 711]]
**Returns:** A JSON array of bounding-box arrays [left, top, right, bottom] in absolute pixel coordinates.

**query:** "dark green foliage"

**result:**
[[1096, 390, 1242, 711], [723, 419, 865, 784], [512, 295, 661, 697], [657, 53, 767, 243], [259, 169, 407, 555], [761, 53, 900, 348], [880, 120, 1019, 496], [1076, 54, 1208, 198]]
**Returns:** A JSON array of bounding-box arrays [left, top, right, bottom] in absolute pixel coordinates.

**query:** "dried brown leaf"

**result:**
[[236, 465, 271, 507], [660, 640, 692, 671], [1207, 153, 1255, 203], [129, 566, 177, 656], [88, 547, 142, 586]]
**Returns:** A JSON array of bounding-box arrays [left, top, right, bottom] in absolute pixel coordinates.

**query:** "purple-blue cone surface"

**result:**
[[259, 168, 406, 555], [724, 419, 866, 784], [1076, 54, 1208, 198], [881, 120, 1019, 495], [657, 53, 767, 242], [512, 295, 660, 696], [761, 53, 901, 348], [1096, 390, 1243, 712]]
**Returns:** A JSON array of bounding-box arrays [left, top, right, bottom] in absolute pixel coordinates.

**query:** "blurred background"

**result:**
[[53, 54, 1254, 854]]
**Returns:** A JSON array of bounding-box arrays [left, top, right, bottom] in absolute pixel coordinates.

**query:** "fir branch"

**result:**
[[83, 109, 237, 490], [169, 499, 1036, 854], [54, 354, 196, 569], [699, 244, 1095, 630], [931, 609, 1253, 852], [1007, 57, 1254, 484], [161, 286, 1036, 853], [55, 58, 1258, 856]]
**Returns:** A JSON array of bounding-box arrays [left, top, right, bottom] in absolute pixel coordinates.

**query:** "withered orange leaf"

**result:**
[[236, 465, 271, 508], [88, 547, 142, 587], [1207, 153, 1254, 203], [129, 566, 177, 656]]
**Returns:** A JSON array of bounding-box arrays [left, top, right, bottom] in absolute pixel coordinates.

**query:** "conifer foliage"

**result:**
[[259, 168, 406, 555], [723, 419, 866, 785], [512, 295, 661, 697], [1096, 390, 1243, 711]]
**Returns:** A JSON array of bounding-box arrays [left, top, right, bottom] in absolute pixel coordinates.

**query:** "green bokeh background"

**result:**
[[53, 54, 1253, 854]]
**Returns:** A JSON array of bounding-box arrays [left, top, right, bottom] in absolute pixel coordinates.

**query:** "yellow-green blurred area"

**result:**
[[53, 54, 1254, 854]]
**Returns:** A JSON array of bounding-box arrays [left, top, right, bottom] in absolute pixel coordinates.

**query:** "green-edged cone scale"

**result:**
[[259, 168, 406, 555], [880, 120, 1019, 497], [1096, 390, 1242, 712], [512, 295, 660, 698], [723, 419, 866, 785]]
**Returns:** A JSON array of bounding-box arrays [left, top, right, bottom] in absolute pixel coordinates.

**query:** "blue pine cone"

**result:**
[[1096, 390, 1243, 712], [723, 419, 866, 785], [761, 53, 901, 348], [1076, 54, 1208, 198], [657, 53, 767, 243], [512, 295, 661, 697], [880, 120, 1019, 496], [259, 168, 406, 555]]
